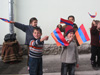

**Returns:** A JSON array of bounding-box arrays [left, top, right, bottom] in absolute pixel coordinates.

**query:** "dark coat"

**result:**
[[90, 26, 100, 47]]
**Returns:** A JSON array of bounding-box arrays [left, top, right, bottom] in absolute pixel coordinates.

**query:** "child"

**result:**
[[11, 17, 40, 66], [11, 17, 38, 45], [60, 26, 79, 75], [68, 15, 78, 32], [57, 15, 79, 46], [28, 27, 49, 75], [90, 20, 100, 70]]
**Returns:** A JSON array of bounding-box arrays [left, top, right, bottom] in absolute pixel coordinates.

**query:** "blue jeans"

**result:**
[[28, 56, 43, 75], [61, 63, 75, 75]]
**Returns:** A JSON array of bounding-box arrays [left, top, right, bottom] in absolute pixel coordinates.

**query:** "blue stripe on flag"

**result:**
[[2, 19, 10, 22], [53, 30, 64, 45], [78, 28, 87, 42], [61, 21, 73, 26]]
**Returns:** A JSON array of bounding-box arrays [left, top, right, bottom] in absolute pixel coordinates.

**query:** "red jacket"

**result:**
[[90, 26, 100, 47]]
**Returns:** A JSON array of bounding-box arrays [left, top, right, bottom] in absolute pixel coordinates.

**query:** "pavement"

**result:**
[[0, 54, 100, 75], [1, 71, 100, 75]]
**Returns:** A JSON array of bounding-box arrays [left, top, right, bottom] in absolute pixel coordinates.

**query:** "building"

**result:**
[[0, 0, 100, 45]]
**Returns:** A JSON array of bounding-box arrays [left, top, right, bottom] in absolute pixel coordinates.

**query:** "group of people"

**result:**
[[12, 16, 79, 75], [1, 15, 100, 75]]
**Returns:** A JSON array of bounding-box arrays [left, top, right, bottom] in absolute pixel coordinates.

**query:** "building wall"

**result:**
[[0, 0, 100, 44], [0, 0, 9, 45]]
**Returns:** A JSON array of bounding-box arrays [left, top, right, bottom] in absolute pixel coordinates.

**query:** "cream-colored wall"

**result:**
[[0, 0, 9, 44], [0, 0, 100, 44]]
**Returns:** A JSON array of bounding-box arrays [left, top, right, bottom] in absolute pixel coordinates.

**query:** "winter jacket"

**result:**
[[60, 37, 79, 64], [90, 26, 100, 47]]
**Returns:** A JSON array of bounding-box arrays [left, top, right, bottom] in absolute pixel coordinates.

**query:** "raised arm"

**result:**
[[30, 39, 44, 47], [11, 21, 28, 32], [30, 36, 49, 47], [57, 24, 66, 32], [14, 22, 28, 32]]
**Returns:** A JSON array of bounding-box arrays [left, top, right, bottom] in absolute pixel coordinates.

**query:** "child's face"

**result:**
[[68, 17, 75, 23], [67, 32, 74, 39], [30, 20, 38, 27], [33, 30, 41, 39]]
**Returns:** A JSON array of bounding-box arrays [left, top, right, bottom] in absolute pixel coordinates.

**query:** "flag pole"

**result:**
[[9, 0, 14, 34]]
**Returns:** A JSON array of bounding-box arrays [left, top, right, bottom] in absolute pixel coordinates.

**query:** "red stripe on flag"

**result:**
[[80, 24, 90, 41], [60, 18, 73, 25], [56, 28, 69, 46]]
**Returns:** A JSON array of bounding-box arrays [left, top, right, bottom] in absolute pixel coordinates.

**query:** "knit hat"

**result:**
[[65, 25, 74, 36]]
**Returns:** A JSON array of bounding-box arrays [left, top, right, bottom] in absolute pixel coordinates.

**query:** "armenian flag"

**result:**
[[51, 28, 69, 46], [0, 18, 12, 23], [75, 24, 90, 45], [60, 18, 73, 27], [88, 12, 97, 18]]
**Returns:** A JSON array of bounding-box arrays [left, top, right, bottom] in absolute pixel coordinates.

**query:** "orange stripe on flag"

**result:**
[[75, 31, 83, 45], [51, 32, 61, 46]]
